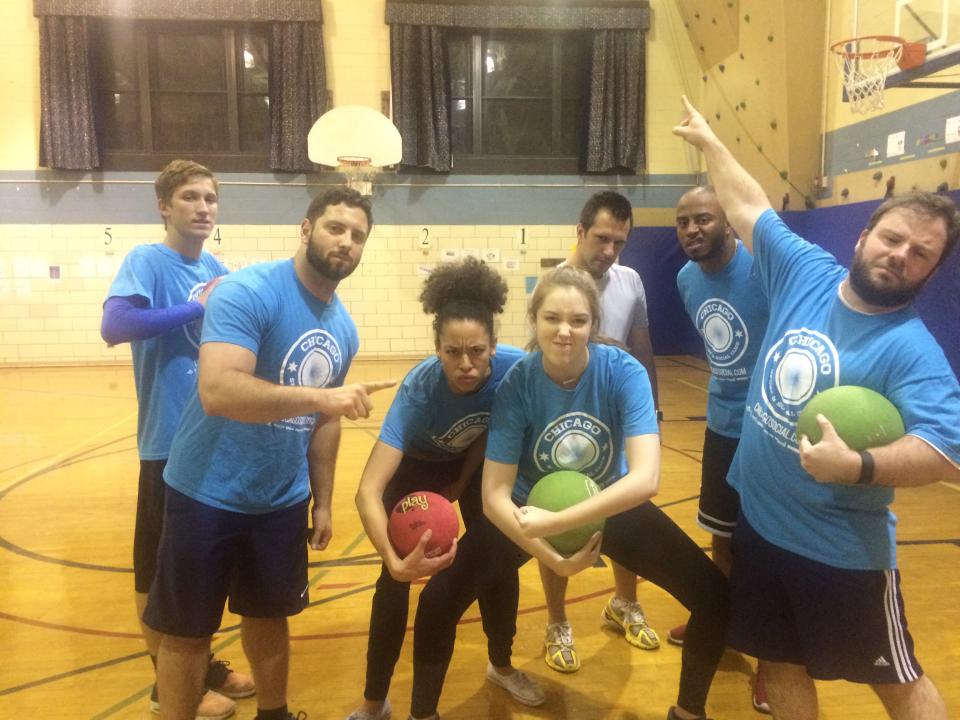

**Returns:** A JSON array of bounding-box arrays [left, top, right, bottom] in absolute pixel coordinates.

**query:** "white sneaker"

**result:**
[[485, 662, 546, 707], [149, 688, 236, 720], [345, 698, 392, 720]]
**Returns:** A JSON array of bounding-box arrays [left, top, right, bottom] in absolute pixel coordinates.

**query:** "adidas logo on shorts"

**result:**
[[873, 656, 891, 667]]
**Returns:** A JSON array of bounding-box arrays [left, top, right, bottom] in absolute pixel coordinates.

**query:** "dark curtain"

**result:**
[[38, 15, 100, 170], [269, 22, 326, 172], [390, 24, 450, 171], [585, 29, 644, 172]]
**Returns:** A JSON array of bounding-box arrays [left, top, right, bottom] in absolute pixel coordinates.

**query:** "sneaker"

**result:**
[[667, 623, 686, 646], [206, 656, 256, 699], [752, 672, 771, 714], [543, 622, 579, 673], [601, 597, 660, 650], [485, 663, 545, 707], [150, 685, 237, 720], [345, 699, 392, 720], [666, 707, 713, 720]]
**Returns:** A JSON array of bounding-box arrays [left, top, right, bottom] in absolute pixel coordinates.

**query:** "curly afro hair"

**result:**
[[419, 256, 508, 344]]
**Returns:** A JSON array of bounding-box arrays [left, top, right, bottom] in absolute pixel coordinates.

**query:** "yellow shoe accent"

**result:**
[[543, 622, 580, 673], [602, 597, 660, 650]]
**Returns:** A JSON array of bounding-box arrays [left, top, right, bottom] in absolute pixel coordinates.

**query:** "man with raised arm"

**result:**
[[674, 96, 960, 719], [143, 187, 395, 720]]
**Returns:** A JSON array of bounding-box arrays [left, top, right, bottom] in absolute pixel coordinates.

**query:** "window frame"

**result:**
[[446, 29, 588, 174], [93, 19, 271, 172]]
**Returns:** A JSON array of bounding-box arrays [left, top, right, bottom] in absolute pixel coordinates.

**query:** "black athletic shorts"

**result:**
[[144, 487, 309, 638], [728, 516, 923, 684], [696, 428, 741, 538]]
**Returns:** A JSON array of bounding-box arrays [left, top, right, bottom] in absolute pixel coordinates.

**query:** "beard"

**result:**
[[847, 250, 925, 308], [305, 237, 358, 281]]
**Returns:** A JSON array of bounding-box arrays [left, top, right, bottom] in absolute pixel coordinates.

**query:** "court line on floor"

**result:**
[[0, 411, 136, 499], [940, 480, 960, 492], [675, 378, 710, 394]]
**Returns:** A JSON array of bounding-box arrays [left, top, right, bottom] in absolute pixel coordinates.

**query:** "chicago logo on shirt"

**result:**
[[695, 297, 749, 371], [275, 329, 344, 431], [754, 327, 838, 449], [183, 281, 211, 348], [534, 412, 613, 481], [431, 412, 489, 452]]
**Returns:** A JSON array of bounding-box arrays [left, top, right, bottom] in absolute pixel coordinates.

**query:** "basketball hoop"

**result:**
[[337, 155, 377, 197], [308, 105, 402, 197], [831, 35, 905, 113]]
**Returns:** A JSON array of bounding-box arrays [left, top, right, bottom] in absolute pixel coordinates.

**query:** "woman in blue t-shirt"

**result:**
[[407, 266, 729, 720], [346, 257, 543, 720]]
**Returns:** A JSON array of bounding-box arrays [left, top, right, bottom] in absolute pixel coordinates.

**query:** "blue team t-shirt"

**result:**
[[105, 243, 228, 460], [380, 345, 524, 458], [677, 241, 769, 437], [729, 209, 960, 570], [486, 343, 659, 504], [164, 259, 359, 514]]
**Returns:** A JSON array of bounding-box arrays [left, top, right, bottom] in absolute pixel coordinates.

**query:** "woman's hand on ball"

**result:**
[[545, 531, 602, 577], [387, 530, 458, 581], [513, 505, 555, 539]]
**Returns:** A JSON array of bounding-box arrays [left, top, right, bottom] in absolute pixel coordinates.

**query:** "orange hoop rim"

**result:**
[[830, 35, 905, 60], [337, 155, 373, 167]]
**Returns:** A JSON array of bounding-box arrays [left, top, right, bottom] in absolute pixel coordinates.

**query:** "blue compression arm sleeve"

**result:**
[[101, 295, 204, 345]]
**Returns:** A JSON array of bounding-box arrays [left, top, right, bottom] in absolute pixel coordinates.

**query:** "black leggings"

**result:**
[[362, 455, 520, 702], [411, 501, 730, 717]]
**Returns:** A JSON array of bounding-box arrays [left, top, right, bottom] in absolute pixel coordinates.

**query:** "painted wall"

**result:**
[[1, 1, 958, 367]]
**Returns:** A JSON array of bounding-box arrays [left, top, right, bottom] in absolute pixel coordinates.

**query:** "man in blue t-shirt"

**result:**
[[676, 97, 960, 719], [675, 186, 771, 713], [101, 160, 252, 719], [143, 188, 395, 720]]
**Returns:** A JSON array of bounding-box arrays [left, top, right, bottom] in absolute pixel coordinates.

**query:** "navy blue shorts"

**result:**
[[696, 428, 741, 538], [143, 487, 310, 638], [133, 459, 168, 593], [728, 516, 923, 684]]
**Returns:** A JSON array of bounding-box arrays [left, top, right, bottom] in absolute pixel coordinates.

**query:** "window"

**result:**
[[447, 30, 590, 173], [93, 20, 270, 171]]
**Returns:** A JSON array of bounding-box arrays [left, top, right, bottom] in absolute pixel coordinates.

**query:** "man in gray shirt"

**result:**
[[539, 191, 662, 674]]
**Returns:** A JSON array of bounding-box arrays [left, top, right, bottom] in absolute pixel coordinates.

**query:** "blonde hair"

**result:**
[[526, 265, 602, 351]]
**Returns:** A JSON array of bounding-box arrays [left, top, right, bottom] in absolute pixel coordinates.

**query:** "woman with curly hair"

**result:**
[[344, 257, 543, 720]]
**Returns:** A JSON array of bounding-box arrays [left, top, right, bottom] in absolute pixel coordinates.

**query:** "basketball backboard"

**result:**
[[860, 0, 960, 88], [307, 105, 402, 195]]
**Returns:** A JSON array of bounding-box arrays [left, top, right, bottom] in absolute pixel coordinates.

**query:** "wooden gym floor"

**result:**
[[1, 357, 958, 719]]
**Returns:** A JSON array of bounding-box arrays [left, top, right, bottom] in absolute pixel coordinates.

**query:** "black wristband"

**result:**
[[857, 450, 875, 485], [656, 410, 664, 422]]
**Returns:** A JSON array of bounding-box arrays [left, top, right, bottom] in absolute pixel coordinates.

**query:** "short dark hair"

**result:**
[[579, 191, 633, 231], [154, 160, 218, 205], [865, 191, 960, 265], [305, 187, 374, 232]]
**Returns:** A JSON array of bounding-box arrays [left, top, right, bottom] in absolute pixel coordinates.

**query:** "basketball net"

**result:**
[[337, 156, 377, 196], [831, 36, 904, 114]]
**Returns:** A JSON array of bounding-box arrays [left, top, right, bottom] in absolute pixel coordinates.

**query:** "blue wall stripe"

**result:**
[[0, 171, 700, 225], [823, 90, 960, 180]]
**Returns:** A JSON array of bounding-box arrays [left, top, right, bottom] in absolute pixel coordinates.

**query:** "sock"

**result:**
[[256, 705, 289, 720]]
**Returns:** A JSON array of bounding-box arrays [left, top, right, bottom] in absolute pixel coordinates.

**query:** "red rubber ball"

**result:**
[[388, 491, 460, 558]]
